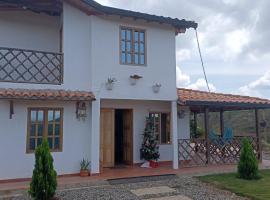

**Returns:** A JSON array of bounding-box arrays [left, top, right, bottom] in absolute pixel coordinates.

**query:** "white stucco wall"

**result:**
[[91, 16, 177, 101], [0, 100, 91, 180], [178, 106, 191, 139], [101, 99, 173, 163], [0, 11, 60, 52]]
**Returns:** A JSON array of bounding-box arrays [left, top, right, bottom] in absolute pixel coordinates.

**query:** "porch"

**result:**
[[177, 88, 270, 167]]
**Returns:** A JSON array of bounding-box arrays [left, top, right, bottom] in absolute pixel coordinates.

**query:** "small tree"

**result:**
[[140, 117, 160, 161], [237, 138, 259, 180], [29, 140, 57, 200]]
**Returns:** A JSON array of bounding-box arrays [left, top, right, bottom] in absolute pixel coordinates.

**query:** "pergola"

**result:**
[[177, 88, 270, 167]]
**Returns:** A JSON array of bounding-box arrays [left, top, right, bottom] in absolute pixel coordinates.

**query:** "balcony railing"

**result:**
[[0, 47, 63, 85]]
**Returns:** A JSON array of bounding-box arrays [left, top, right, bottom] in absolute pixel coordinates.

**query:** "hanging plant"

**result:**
[[152, 83, 162, 93], [105, 77, 117, 90], [129, 74, 142, 85]]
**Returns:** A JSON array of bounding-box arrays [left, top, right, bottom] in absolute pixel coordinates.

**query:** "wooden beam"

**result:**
[[220, 109, 224, 137], [194, 112, 197, 138], [204, 106, 210, 164], [255, 109, 262, 162]]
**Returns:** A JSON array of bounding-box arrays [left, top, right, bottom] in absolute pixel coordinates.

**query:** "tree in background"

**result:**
[[140, 117, 160, 161], [237, 138, 260, 180], [29, 140, 57, 200]]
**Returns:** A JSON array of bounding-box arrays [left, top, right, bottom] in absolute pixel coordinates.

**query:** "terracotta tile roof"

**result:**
[[0, 88, 95, 101], [178, 88, 270, 107]]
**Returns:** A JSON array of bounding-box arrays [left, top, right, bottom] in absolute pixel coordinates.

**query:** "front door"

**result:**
[[122, 110, 133, 165], [100, 109, 115, 168]]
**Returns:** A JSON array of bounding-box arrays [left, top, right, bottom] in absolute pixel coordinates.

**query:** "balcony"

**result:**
[[0, 47, 63, 85]]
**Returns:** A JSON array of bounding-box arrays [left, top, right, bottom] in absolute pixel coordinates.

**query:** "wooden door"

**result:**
[[122, 110, 133, 165], [100, 109, 115, 168]]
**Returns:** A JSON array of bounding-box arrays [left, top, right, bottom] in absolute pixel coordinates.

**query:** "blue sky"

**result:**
[[96, 0, 270, 98]]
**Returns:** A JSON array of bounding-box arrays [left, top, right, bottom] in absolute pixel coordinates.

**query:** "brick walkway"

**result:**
[[1, 161, 269, 193]]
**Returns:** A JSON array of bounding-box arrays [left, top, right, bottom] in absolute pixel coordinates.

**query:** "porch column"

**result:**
[[171, 101, 179, 169], [91, 95, 100, 174], [255, 109, 262, 162], [220, 109, 224, 137], [204, 106, 210, 164]]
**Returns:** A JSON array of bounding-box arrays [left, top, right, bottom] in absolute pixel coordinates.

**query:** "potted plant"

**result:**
[[129, 74, 142, 85], [80, 159, 90, 177], [105, 77, 117, 90], [152, 83, 161, 93]]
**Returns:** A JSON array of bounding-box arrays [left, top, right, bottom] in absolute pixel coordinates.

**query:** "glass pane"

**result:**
[[134, 43, 139, 53], [140, 32, 145, 42], [127, 42, 131, 52], [140, 44, 145, 53], [134, 54, 139, 64], [48, 123, 53, 136], [140, 55, 145, 65], [127, 30, 131, 40], [127, 53, 131, 64], [134, 31, 139, 42], [121, 41, 126, 51], [55, 124, 60, 136], [48, 137, 53, 149], [48, 110, 54, 122], [37, 138, 42, 146], [29, 138, 35, 150], [121, 29, 125, 40], [31, 110, 36, 123], [55, 137, 60, 149], [55, 111, 60, 122], [37, 124, 43, 136], [37, 111, 43, 122], [121, 53, 126, 63], [30, 124, 35, 136]]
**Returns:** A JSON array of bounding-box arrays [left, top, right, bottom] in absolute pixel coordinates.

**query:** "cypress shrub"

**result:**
[[237, 137, 259, 180], [29, 140, 57, 200]]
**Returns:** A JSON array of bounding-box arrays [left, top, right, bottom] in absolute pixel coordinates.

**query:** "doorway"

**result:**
[[100, 108, 133, 168]]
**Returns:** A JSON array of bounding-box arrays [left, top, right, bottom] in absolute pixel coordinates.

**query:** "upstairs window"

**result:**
[[120, 27, 146, 65], [27, 108, 63, 153], [149, 112, 171, 144]]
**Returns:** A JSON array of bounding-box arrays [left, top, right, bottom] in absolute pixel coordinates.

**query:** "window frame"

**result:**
[[26, 107, 63, 153], [119, 26, 147, 66], [149, 112, 171, 145]]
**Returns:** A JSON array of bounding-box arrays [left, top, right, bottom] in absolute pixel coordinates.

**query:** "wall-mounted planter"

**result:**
[[152, 83, 161, 93], [129, 74, 142, 86], [105, 77, 117, 90]]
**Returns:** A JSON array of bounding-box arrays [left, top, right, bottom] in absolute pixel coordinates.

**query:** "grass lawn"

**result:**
[[198, 170, 270, 200]]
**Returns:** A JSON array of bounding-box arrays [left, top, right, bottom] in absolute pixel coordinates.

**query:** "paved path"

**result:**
[[1, 175, 247, 200]]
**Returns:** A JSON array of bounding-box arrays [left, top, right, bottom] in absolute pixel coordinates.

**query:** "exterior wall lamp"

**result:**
[[76, 101, 87, 121]]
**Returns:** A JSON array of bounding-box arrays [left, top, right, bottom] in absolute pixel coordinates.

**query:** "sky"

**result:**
[[96, 0, 270, 99]]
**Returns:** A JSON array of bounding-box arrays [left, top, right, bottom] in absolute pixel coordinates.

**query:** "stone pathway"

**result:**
[[0, 175, 247, 200]]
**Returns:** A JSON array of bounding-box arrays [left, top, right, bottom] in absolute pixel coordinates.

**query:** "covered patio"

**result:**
[[177, 88, 270, 167]]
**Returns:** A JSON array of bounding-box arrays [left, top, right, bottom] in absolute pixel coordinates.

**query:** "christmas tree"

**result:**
[[140, 117, 160, 161]]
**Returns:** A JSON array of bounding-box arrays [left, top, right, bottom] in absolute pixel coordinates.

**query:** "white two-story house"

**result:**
[[0, 0, 198, 180]]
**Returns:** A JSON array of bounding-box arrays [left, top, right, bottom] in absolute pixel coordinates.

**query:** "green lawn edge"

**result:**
[[197, 170, 270, 200]]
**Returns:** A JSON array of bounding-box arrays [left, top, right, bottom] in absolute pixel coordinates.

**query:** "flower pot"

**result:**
[[149, 160, 158, 168], [105, 82, 114, 90], [80, 170, 89, 177], [129, 78, 137, 85], [152, 85, 161, 93]]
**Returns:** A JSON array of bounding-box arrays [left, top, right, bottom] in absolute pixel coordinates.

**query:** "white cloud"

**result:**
[[176, 49, 191, 62], [187, 78, 216, 92], [238, 70, 270, 97], [176, 66, 190, 87]]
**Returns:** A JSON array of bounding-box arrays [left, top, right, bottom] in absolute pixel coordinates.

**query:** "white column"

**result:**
[[171, 101, 179, 169], [91, 95, 100, 174]]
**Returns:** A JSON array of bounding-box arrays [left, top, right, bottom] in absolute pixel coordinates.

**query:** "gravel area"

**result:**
[[3, 175, 248, 200]]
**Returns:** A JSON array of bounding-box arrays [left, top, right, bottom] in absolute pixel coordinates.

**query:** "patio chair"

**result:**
[[223, 127, 233, 144]]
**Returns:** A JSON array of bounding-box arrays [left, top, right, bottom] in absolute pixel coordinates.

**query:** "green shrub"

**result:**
[[29, 140, 57, 200], [237, 138, 259, 180]]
